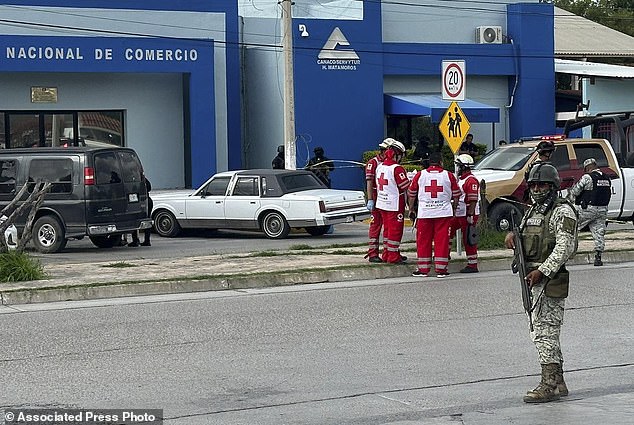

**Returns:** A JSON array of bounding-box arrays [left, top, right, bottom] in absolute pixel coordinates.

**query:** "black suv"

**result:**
[[0, 147, 151, 253]]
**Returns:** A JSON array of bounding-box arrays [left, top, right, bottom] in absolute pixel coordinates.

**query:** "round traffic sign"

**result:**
[[443, 63, 465, 99]]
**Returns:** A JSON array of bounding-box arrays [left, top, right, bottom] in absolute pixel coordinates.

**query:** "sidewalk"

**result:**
[[1, 229, 633, 305]]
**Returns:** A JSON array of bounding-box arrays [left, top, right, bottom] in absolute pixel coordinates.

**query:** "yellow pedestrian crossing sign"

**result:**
[[439, 101, 471, 154]]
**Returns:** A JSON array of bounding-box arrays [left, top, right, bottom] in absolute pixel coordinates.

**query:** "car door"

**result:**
[[223, 175, 261, 229], [184, 176, 231, 227]]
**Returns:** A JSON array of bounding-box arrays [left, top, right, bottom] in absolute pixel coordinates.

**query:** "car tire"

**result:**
[[305, 225, 330, 236], [261, 211, 290, 239], [489, 202, 523, 232], [154, 210, 181, 237], [89, 235, 121, 249], [32, 215, 67, 253]]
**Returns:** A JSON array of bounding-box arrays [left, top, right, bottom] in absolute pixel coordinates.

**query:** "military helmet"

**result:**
[[527, 163, 560, 189], [536, 140, 555, 154], [455, 154, 474, 166]]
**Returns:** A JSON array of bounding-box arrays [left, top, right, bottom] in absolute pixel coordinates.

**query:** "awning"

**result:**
[[555, 59, 634, 79], [384, 94, 500, 123]]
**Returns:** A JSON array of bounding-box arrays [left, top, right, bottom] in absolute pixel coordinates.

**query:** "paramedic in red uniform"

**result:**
[[365, 138, 393, 263], [450, 154, 481, 273], [374, 141, 409, 264], [408, 152, 460, 277]]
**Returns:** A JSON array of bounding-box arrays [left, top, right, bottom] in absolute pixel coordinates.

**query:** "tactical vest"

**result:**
[[577, 170, 611, 207], [521, 198, 572, 298]]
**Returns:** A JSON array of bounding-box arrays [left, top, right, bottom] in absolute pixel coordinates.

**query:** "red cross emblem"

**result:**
[[377, 172, 389, 191], [424, 179, 444, 198]]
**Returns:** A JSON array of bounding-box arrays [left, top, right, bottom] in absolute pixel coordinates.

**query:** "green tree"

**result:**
[[555, 0, 634, 37]]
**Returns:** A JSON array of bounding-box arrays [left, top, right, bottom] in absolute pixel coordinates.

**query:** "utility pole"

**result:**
[[281, 0, 297, 169]]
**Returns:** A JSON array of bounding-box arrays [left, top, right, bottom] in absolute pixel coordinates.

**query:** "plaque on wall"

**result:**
[[31, 87, 58, 103]]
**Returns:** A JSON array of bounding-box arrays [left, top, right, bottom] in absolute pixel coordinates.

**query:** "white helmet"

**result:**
[[379, 137, 396, 149], [455, 154, 474, 166], [390, 140, 406, 154]]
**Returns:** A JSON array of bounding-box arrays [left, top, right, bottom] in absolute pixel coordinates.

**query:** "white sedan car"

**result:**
[[151, 169, 371, 239]]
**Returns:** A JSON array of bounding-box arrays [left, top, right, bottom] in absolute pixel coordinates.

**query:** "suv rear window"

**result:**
[[28, 158, 72, 193], [94, 152, 123, 185], [118, 150, 143, 183]]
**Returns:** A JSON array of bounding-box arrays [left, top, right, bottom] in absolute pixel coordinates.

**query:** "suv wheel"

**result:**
[[154, 210, 181, 237], [32, 216, 67, 253]]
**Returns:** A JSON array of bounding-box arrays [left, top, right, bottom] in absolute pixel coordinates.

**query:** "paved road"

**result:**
[[31, 222, 378, 266], [1, 262, 632, 424]]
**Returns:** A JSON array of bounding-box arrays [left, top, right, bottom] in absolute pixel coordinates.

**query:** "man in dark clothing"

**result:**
[[272, 145, 285, 169], [459, 133, 478, 158], [307, 146, 335, 187], [413, 138, 431, 168]]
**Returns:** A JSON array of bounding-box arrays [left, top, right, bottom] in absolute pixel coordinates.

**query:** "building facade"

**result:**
[[1, 1, 554, 189]]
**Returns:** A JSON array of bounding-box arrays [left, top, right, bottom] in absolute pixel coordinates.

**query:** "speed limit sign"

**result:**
[[442, 60, 466, 101]]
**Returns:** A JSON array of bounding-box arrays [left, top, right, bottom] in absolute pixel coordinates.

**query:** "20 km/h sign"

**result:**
[[442, 60, 466, 101]]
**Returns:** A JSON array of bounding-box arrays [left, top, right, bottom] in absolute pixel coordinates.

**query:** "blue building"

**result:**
[[0, 1, 555, 189]]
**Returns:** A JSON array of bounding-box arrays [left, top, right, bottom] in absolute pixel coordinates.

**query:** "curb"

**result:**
[[2, 249, 632, 306]]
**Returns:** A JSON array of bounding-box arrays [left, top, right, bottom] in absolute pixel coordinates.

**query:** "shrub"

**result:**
[[0, 251, 48, 282]]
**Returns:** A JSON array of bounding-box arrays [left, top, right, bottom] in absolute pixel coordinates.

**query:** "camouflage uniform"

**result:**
[[566, 173, 608, 253], [522, 199, 577, 366]]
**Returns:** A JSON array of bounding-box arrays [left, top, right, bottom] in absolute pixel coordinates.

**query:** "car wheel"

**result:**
[[32, 216, 67, 253], [89, 235, 121, 249], [305, 225, 330, 236], [489, 202, 523, 232], [154, 210, 181, 237], [261, 211, 290, 239]]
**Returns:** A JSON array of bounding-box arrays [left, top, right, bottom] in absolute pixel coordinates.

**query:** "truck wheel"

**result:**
[[154, 210, 181, 237], [89, 235, 121, 248], [32, 216, 67, 253], [489, 203, 523, 231], [261, 211, 290, 239]]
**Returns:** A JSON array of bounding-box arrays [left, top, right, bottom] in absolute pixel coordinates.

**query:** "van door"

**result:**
[[88, 150, 147, 229]]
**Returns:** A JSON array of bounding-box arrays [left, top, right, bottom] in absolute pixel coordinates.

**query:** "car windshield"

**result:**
[[279, 173, 324, 193], [473, 146, 535, 171]]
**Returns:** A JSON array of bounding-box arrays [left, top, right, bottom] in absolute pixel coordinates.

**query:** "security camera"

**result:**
[[298, 24, 309, 38]]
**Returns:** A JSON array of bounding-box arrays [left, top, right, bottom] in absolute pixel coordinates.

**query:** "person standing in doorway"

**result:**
[[408, 152, 460, 277], [566, 158, 611, 266]]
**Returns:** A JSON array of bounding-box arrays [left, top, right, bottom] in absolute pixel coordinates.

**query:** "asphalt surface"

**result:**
[[1, 223, 633, 306]]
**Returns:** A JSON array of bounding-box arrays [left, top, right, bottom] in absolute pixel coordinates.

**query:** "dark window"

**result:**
[[28, 159, 73, 193], [94, 152, 123, 185], [279, 173, 324, 193], [550, 146, 570, 170], [573, 144, 609, 168], [118, 151, 142, 183], [204, 177, 231, 196], [0, 159, 17, 194], [232, 177, 259, 196]]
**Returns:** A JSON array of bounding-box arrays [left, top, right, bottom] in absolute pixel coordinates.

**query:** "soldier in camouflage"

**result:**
[[504, 163, 578, 403], [566, 158, 611, 266]]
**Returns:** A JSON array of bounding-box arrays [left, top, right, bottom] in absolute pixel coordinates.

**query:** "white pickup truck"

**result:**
[[472, 135, 634, 230]]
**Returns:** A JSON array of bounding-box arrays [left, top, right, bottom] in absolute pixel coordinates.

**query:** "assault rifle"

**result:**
[[510, 209, 533, 332]]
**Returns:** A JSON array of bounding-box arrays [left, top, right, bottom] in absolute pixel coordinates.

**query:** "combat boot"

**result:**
[[594, 251, 603, 266], [555, 363, 568, 397], [523, 363, 560, 403]]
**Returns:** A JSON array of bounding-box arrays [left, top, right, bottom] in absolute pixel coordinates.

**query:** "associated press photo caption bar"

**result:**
[[1, 409, 163, 425]]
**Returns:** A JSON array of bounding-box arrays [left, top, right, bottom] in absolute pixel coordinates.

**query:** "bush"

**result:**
[[0, 251, 48, 282], [475, 219, 507, 250]]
